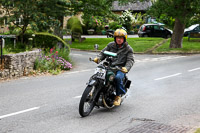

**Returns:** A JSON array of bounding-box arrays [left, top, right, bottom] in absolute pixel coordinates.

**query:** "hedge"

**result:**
[[67, 16, 83, 34], [33, 32, 70, 55]]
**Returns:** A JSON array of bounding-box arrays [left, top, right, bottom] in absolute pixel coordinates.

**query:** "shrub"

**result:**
[[109, 21, 122, 30], [34, 47, 72, 74], [67, 16, 83, 34], [119, 10, 134, 32], [32, 32, 70, 55]]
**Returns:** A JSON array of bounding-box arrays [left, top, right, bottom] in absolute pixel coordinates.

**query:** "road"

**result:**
[[63, 34, 139, 39], [0, 50, 200, 133]]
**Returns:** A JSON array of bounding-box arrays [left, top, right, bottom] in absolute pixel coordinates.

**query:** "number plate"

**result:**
[[94, 68, 106, 79]]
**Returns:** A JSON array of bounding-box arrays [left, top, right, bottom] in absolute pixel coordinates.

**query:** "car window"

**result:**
[[160, 27, 165, 30], [194, 26, 200, 31], [154, 25, 161, 30], [146, 26, 152, 30]]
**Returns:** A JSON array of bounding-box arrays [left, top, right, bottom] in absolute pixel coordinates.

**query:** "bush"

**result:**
[[119, 10, 134, 32], [32, 32, 70, 55], [109, 21, 122, 30], [67, 16, 83, 34], [34, 47, 72, 74]]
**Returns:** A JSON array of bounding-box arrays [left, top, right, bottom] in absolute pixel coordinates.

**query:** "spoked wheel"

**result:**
[[79, 85, 96, 117]]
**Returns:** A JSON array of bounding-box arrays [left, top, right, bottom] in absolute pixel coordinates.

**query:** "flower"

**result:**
[[50, 48, 53, 54]]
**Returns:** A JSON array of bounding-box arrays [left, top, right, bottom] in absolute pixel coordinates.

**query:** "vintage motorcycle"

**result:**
[[79, 51, 131, 117]]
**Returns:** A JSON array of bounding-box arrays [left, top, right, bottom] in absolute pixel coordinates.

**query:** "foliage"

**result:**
[[132, 12, 146, 26], [67, 16, 83, 34], [34, 47, 72, 74], [119, 10, 134, 32], [0, 0, 116, 38], [109, 21, 122, 30], [77, 0, 115, 20], [147, 0, 200, 48], [0, 0, 71, 42], [82, 16, 108, 34], [32, 33, 70, 54], [3, 40, 32, 54]]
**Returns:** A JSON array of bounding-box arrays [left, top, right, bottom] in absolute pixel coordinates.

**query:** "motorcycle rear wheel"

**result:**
[[79, 85, 96, 117]]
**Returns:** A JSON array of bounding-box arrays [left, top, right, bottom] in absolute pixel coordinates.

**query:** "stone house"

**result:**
[[112, 1, 152, 15]]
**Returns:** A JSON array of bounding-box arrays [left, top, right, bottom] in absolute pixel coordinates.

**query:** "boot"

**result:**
[[113, 96, 121, 106]]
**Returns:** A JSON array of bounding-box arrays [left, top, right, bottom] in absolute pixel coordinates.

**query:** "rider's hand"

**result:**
[[121, 67, 128, 73], [94, 57, 100, 64]]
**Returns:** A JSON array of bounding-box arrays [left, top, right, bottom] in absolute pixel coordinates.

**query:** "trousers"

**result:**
[[115, 71, 126, 96]]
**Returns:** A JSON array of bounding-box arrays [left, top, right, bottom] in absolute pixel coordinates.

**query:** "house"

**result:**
[[112, 1, 152, 15]]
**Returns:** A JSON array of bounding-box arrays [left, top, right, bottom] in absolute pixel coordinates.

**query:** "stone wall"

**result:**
[[0, 49, 41, 80]]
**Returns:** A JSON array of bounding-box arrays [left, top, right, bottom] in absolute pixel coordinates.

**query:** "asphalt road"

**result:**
[[0, 50, 200, 133], [63, 34, 139, 39]]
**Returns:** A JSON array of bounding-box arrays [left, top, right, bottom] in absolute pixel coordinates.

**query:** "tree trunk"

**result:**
[[170, 18, 185, 48]]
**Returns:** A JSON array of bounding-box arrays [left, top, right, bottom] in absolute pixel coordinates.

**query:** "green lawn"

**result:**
[[155, 37, 200, 53], [69, 38, 164, 53]]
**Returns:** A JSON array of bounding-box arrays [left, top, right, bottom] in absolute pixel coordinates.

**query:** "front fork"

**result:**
[[87, 79, 103, 106]]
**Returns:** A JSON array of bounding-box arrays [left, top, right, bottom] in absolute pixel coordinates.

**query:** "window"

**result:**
[[154, 25, 160, 30], [15, 18, 22, 25]]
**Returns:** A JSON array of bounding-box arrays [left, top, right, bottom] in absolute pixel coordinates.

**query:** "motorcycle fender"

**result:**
[[88, 79, 97, 86]]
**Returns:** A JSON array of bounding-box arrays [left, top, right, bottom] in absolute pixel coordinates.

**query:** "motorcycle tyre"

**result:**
[[79, 85, 96, 117]]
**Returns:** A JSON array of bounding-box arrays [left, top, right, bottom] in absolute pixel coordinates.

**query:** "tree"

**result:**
[[0, 0, 71, 42], [148, 0, 200, 48]]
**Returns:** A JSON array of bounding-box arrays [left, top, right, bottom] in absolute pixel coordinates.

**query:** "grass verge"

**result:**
[[154, 37, 200, 53], [68, 38, 164, 53]]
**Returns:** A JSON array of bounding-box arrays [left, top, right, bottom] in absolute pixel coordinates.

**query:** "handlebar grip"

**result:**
[[89, 57, 93, 61]]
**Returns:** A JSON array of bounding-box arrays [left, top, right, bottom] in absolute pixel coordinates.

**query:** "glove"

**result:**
[[94, 57, 100, 64], [121, 67, 128, 73]]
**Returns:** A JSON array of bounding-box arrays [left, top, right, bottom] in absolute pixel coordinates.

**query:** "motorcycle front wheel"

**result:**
[[79, 85, 96, 117]]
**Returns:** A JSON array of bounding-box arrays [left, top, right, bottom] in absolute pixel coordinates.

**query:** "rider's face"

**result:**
[[116, 37, 124, 45]]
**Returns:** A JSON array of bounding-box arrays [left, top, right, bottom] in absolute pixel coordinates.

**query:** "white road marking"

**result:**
[[64, 69, 93, 75], [70, 53, 82, 56], [88, 53, 98, 55], [188, 67, 200, 72], [74, 95, 82, 99], [0, 107, 40, 119], [154, 73, 182, 81], [135, 56, 186, 63]]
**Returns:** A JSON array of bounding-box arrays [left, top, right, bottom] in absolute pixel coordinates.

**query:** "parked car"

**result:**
[[184, 24, 200, 37], [138, 24, 172, 38]]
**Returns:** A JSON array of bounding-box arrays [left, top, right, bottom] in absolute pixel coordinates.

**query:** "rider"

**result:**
[[94, 28, 134, 106]]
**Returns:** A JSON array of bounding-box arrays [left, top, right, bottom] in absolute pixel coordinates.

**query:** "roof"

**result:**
[[112, 1, 152, 11]]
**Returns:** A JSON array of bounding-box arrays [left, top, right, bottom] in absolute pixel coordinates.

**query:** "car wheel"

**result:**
[[143, 34, 148, 37], [166, 34, 171, 38]]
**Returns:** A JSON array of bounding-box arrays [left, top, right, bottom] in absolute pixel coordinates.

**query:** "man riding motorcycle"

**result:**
[[94, 28, 135, 106]]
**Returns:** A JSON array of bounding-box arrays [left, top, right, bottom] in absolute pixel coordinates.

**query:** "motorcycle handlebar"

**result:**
[[89, 57, 93, 62], [89, 57, 122, 71]]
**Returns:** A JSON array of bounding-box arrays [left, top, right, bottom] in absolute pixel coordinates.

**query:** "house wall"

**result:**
[[0, 7, 9, 33]]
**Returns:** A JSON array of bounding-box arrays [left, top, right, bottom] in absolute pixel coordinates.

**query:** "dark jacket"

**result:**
[[98, 41, 134, 72]]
